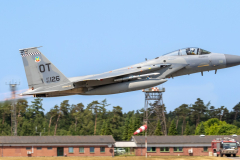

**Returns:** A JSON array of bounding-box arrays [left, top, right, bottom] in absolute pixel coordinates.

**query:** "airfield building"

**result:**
[[0, 136, 115, 157], [131, 135, 223, 156], [0, 135, 240, 157]]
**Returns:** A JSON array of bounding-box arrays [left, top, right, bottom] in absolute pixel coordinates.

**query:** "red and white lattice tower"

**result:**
[[142, 86, 166, 157]]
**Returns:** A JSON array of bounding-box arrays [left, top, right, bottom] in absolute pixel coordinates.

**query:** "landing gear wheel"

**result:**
[[233, 154, 236, 157], [220, 154, 223, 157]]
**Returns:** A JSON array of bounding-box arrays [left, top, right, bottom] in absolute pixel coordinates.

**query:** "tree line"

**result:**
[[0, 98, 240, 140]]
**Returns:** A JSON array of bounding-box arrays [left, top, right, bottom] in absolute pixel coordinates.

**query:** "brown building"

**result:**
[[0, 136, 115, 157], [1, 135, 240, 157], [131, 135, 240, 156]]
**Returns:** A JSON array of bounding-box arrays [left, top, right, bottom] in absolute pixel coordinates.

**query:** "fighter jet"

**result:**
[[20, 47, 240, 97]]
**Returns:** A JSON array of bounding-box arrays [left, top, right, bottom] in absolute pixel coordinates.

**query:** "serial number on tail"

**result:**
[[46, 76, 60, 83]]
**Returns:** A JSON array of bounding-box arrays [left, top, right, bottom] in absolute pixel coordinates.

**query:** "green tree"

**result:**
[[218, 124, 238, 135], [20, 118, 33, 136], [195, 118, 238, 135], [31, 98, 44, 116], [88, 101, 100, 135], [70, 103, 84, 135], [54, 100, 70, 136], [196, 122, 205, 135], [79, 103, 94, 135], [184, 121, 191, 135], [133, 117, 140, 132], [47, 107, 58, 135], [95, 99, 109, 135], [127, 117, 134, 140], [122, 117, 129, 140], [174, 108, 180, 130], [105, 120, 112, 135], [16, 99, 28, 118], [0, 101, 11, 126], [191, 98, 208, 126], [233, 102, 240, 121], [100, 120, 106, 135], [209, 106, 217, 118], [178, 104, 190, 135], [154, 121, 163, 135], [168, 120, 177, 135], [111, 106, 123, 140], [53, 105, 61, 136]]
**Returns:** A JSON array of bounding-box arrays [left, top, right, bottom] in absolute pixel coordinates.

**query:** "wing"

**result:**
[[158, 63, 189, 79], [69, 64, 171, 87], [69, 63, 189, 88]]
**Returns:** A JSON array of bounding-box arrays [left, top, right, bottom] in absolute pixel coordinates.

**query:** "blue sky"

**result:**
[[1, 1, 240, 113]]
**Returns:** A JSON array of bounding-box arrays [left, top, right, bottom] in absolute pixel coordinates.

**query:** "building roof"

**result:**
[[0, 136, 115, 145], [114, 141, 137, 147], [132, 135, 240, 144]]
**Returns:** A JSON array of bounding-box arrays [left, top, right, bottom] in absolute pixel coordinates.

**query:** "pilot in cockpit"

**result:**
[[191, 48, 195, 55], [186, 48, 196, 55]]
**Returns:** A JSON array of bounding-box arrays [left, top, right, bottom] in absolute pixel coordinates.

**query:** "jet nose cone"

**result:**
[[224, 54, 240, 67]]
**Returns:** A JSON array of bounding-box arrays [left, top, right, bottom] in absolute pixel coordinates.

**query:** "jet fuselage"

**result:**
[[20, 47, 240, 97]]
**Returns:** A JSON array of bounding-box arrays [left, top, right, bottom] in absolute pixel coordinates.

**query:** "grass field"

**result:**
[[0, 156, 232, 160]]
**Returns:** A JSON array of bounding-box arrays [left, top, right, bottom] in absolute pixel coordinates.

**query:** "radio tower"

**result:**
[[6, 80, 20, 136]]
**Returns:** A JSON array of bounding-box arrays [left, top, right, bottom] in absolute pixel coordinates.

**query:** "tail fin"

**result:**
[[20, 47, 70, 89]]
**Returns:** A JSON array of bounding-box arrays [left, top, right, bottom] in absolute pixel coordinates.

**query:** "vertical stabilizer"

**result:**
[[20, 47, 70, 89]]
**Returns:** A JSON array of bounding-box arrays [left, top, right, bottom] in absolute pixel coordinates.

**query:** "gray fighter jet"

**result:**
[[20, 47, 240, 97]]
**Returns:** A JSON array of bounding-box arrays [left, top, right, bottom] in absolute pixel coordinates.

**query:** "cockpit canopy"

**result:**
[[162, 48, 211, 56]]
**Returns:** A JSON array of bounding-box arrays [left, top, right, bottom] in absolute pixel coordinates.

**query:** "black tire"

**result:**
[[233, 154, 236, 157], [220, 154, 223, 157]]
